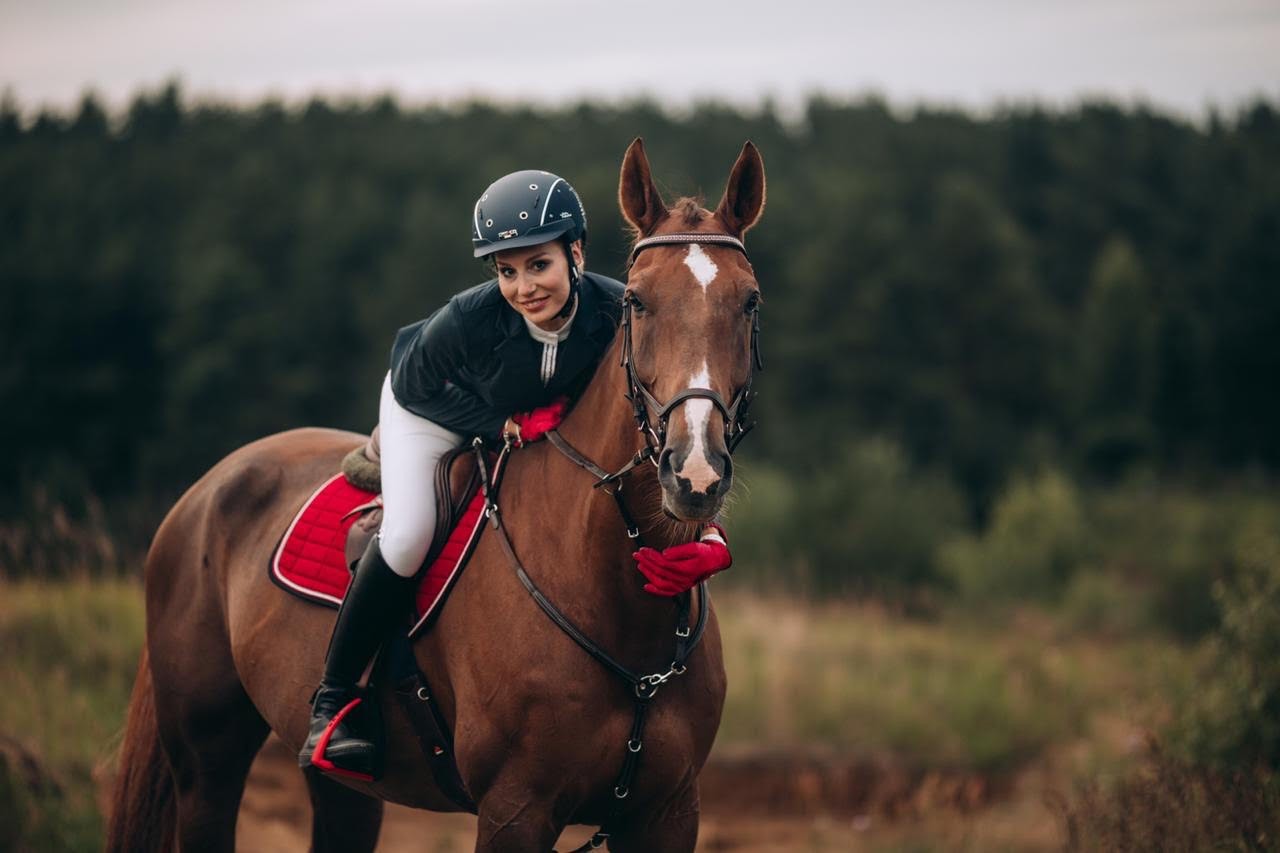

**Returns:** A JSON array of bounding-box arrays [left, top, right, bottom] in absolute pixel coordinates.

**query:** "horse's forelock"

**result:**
[[626, 196, 714, 256], [672, 197, 708, 227]]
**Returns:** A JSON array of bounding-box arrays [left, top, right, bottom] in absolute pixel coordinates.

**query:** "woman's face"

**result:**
[[494, 239, 584, 331]]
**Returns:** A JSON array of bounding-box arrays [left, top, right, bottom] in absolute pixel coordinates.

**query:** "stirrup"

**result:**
[[306, 695, 375, 782]]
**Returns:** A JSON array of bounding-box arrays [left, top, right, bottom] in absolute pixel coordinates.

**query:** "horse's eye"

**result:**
[[744, 292, 761, 316], [627, 293, 647, 314]]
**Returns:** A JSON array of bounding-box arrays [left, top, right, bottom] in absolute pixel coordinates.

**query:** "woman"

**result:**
[[299, 169, 732, 779]]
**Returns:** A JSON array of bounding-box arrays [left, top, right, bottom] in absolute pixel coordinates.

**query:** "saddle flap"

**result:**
[[339, 443, 483, 572], [427, 446, 483, 569]]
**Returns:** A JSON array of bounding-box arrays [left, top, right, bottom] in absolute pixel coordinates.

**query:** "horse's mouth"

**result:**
[[660, 487, 727, 524]]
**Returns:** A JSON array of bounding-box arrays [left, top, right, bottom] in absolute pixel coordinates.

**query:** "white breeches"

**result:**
[[376, 372, 465, 577]]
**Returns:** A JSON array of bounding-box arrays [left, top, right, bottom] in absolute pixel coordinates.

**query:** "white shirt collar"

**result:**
[[523, 294, 577, 345]]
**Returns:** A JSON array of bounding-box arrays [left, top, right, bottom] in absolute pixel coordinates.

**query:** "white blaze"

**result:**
[[680, 361, 720, 493], [684, 244, 718, 292]]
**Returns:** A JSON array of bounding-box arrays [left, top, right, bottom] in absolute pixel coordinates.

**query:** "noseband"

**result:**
[[622, 232, 764, 457]]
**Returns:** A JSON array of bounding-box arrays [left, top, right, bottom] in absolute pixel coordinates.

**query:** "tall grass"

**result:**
[[0, 578, 144, 851], [0, 577, 1203, 850], [711, 592, 1192, 776]]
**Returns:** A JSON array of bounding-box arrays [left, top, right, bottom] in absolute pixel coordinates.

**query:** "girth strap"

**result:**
[[386, 631, 476, 811]]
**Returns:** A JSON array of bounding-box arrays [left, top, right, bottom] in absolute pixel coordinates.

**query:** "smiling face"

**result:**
[[494, 239, 584, 331]]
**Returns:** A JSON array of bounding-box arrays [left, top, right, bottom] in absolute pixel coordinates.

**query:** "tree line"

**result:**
[[2, 84, 1277, 539]]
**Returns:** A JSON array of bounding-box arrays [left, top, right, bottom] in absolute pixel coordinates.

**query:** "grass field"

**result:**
[[0, 577, 1199, 850]]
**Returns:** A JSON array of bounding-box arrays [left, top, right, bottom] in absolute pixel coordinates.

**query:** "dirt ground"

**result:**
[[236, 737, 1065, 852]]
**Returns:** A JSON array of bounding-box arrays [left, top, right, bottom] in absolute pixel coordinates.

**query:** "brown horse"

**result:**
[[107, 138, 766, 852]]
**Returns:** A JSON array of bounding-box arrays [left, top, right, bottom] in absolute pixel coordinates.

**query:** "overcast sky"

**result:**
[[3, 0, 1278, 118]]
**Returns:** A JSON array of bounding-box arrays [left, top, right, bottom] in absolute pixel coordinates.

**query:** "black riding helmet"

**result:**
[[472, 169, 588, 318], [472, 169, 588, 258]]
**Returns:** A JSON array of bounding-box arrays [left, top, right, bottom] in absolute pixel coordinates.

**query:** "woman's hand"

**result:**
[[510, 397, 568, 444], [633, 523, 731, 597], [502, 417, 523, 445]]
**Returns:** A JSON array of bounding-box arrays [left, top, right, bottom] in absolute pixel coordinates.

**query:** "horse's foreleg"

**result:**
[[473, 786, 562, 853], [304, 769, 384, 852], [604, 781, 700, 853]]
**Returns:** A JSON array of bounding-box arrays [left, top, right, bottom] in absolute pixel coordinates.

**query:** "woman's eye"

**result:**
[[532, 260, 549, 272]]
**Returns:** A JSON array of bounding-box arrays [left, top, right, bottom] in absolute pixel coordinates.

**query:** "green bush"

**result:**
[[1168, 519, 1280, 770], [1059, 569, 1154, 638], [940, 469, 1089, 601], [1087, 482, 1280, 639], [726, 438, 966, 596]]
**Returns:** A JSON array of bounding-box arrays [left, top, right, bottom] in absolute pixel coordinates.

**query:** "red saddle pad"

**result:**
[[270, 473, 488, 628]]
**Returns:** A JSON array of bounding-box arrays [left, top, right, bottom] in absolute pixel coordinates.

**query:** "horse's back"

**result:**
[[144, 427, 365, 684], [148, 427, 363, 576]]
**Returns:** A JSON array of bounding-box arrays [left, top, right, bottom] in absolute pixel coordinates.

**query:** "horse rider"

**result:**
[[299, 169, 734, 779]]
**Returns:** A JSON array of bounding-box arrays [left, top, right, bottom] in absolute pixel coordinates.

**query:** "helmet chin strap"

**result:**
[[556, 242, 581, 320]]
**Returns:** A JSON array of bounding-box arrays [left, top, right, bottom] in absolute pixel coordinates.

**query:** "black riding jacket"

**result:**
[[389, 271, 625, 439]]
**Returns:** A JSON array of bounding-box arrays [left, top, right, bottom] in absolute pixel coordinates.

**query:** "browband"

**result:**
[[628, 232, 747, 265]]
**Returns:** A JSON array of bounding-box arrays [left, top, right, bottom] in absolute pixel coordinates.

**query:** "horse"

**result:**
[[106, 137, 766, 852]]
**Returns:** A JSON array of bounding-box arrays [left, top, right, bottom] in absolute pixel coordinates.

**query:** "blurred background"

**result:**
[[2, 1, 1279, 849]]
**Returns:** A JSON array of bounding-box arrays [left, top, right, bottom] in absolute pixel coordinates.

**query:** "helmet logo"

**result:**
[[499, 229, 519, 239]]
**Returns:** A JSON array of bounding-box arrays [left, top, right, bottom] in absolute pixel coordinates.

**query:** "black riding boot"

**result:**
[[298, 536, 414, 779]]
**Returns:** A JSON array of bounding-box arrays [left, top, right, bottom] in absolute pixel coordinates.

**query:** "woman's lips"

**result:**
[[521, 295, 549, 312]]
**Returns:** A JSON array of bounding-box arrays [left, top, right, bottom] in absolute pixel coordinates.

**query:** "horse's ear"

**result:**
[[714, 141, 766, 237], [618, 138, 667, 236]]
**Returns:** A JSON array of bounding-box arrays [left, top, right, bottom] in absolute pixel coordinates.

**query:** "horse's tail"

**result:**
[[104, 646, 176, 853]]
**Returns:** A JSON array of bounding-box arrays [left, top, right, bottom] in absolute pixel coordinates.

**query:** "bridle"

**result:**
[[621, 231, 764, 459]]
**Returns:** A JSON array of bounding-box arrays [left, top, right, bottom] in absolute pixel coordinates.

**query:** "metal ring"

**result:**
[[416, 687, 430, 701], [628, 739, 642, 753], [614, 786, 629, 799]]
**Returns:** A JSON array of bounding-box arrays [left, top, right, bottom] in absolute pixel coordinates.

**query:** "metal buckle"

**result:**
[[675, 626, 691, 638]]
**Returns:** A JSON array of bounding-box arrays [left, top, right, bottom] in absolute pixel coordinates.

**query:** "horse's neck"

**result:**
[[481, 333, 699, 665], [554, 334, 685, 550]]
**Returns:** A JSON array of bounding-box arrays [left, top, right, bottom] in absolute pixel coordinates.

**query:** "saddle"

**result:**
[[269, 429, 491, 634]]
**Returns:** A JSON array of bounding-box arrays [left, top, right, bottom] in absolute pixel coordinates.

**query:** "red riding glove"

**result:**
[[633, 524, 732, 597], [510, 397, 568, 445]]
